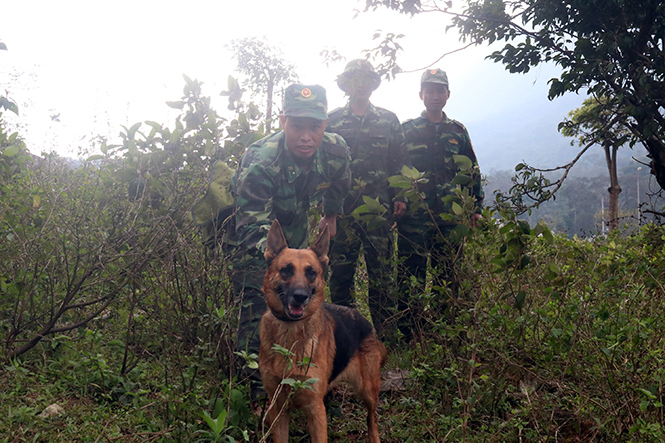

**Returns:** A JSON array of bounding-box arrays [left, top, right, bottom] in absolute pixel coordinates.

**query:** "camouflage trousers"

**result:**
[[328, 216, 395, 337], [396, 215, 462, 339], [230, 249, 267, 394]]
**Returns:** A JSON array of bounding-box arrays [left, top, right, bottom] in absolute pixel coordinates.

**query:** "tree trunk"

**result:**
[[605, 143, 621, 231], [266, 72, 274, 133], [643, 137, 665, 191]]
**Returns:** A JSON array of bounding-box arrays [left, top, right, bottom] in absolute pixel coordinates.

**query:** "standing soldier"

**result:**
[[326, 59, 411, 337], [232, 84, 351, 400], [398, 68, 484, 339]]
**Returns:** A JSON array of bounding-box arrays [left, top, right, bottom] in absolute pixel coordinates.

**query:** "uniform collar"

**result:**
[[420, 110, 450, 125], [281, 135, 323, 183], [342, 101, 377, 118]]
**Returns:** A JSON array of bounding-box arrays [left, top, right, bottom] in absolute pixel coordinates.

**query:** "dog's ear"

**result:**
[[309, 225, 330, 270], [265, 219, 288, 265]]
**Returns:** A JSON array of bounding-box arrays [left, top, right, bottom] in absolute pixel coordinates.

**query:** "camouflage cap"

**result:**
[[337, 59, 381, 92], [283, 84, 328, 120], [420, 68, 449, 87]]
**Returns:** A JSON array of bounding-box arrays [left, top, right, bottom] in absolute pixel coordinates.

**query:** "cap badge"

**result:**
[[358, 60, 363, 65], [301, 88, 312, 98], [430, 70, 437, 75]]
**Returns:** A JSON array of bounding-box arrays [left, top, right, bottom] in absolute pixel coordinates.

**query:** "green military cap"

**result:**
[[336, 59, 381, 92], [283, 84, 328, 120], [420, 68, 449, 86]]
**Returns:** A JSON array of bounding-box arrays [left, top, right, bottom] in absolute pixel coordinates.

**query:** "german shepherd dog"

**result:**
[[259, 220, 387, 443]]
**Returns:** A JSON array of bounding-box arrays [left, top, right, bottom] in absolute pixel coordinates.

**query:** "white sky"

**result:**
[[1, 0, 582, 167]]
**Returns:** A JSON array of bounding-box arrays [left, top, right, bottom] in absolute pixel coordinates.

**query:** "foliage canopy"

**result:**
[[226, 37, 299, 133], [363, 0, 665, 192]]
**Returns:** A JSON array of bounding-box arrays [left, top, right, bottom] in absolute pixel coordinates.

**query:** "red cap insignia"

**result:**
[[302, 88, 312, 98], [430, 70, 437, 75]]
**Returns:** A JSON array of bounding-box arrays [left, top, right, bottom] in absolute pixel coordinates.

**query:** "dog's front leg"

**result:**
[[268, 405, 290, 443], [303, 399, 328, 443]]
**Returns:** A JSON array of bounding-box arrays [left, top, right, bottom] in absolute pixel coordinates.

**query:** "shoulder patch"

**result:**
[[402, 115, 427, 126], [242, 132, 282, 167], [373, 106, 398, 119], [320, 132, 350, 158], [328, 106, 345, 117], [452, 119, 467, 131]]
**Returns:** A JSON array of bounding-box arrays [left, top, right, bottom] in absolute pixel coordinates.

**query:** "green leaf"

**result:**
[[3, 145, 20, 157], [450, 224, 469, 242], [0, 97, 15, 114], [145, 121, 163, 130], [271, 344, 293, 357], [202, 409, 227, 438], [453, 154, 473, 170], [450, 174, 472, 185], [166, 100, 186, 109], [86, 155, 104, 162], [452, 202, 463, 215], [247, 360, 258, 369], [127, 122, 142, 140], [388, 175, 413, 189], [361, 195, 385, 213], [514, 290, 526, 310], [119, 169, 138, 184], [401, 165, 424, 180]]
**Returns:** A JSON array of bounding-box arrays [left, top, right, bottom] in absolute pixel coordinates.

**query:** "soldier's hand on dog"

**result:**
[[319, 214, 337, 237]]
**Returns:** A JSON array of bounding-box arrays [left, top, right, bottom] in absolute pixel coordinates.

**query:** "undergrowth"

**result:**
[[2, 221, 664, 442]]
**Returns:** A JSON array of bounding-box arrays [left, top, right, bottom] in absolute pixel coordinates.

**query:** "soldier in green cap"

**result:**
[[397, 68, 484, 339], [326, 59, 412, 337], [231, 84, 351, 399]]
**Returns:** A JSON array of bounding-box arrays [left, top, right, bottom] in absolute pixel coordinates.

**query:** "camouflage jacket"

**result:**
[[327, 103, 411, 213], [402, 111, 484, 216], [232, 130, 351, 253]]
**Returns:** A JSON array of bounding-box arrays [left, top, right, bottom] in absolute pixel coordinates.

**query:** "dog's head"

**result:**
[[263, 219, 329, 321]]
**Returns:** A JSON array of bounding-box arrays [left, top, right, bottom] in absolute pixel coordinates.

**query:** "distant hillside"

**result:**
[[450, 61, 650, 178]]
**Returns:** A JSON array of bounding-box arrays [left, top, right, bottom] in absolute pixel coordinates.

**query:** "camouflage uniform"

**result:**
[[326, 60, 411, 336], [397, 69, 484, 334], [231, 85, 351, 370]]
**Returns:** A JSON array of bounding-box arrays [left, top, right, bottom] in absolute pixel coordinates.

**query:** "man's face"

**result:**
[[419, 83, 450, 113], [346, 73, 375, 101], [280, 115, 328, 161]]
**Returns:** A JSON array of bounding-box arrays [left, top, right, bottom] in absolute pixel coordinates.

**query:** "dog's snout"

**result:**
[[292, 289, 310, 305]]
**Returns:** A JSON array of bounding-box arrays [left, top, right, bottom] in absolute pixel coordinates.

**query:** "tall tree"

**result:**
[[227, 37, 299, 133], [560, 97, 631, 231], [362, 0, 665, 192]]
